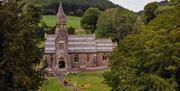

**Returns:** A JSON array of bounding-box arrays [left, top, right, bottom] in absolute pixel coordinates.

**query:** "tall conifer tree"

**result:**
[[0, 1, 44, 90]]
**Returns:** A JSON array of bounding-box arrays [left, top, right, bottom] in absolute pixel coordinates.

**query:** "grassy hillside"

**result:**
[[23, 0, 119, 16], [42, 15, 81, 29]]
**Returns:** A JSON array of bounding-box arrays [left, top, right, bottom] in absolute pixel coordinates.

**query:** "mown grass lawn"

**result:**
[[42, 15, 81, 29], [65, 70, 110, 91], [38, 70, 110, 91], [38, 77, 70, 91]]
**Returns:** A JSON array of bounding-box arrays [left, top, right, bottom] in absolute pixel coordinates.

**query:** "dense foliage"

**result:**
[[103, 0, 180, 91], [24, 0, 119, 16], [143, 0, 175, 24], [144, 2, 159, 24], [137, 0, 169, 16], [68, 27, 75, 35], [81, 7, 101, 33], [96, 8, 137, 42], [0, 1, 44, 90]]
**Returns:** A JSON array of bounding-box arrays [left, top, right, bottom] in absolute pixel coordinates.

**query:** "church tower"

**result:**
[[56, 3, 66, 33], [55, 3, 71, 70]]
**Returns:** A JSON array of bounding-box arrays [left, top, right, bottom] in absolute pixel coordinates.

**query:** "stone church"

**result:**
[[44, 3, 115, 71]]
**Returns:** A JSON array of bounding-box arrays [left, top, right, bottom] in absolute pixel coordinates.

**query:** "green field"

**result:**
[[42, 15, 81, 29], [38, 77, 70, 91], [65, 70, 110, 91]]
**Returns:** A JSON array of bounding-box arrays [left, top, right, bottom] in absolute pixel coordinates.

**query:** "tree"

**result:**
[[103, 1, 180, 91], [155, 6, 175, 15], [36, 21, 48, 40], [132, 16, 145, 32], [68, 27, 75, 34], [75, 9, 83, 16], [25, 0, 119, 16], [27, 4, 47, 40], [144, 2, 159, 24], [81, 7, 101, 33], [0, 1, 44, 90], [96, 8, 137, 43]]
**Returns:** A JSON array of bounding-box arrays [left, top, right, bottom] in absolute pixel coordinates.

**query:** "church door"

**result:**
[[59, 57, 65, 69]]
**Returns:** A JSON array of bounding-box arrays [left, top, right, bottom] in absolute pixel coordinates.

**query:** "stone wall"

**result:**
[[69, 53, 97, 68], [96, 53, 109, 66], [45, 52, 110, 70], [45, 54, 56, 69], [69, 52, 109, 68]]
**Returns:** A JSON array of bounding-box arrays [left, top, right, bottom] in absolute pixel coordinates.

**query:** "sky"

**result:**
[[109, 0, 164, 12]]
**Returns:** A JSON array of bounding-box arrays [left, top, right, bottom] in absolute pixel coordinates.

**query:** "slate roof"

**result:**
[[68, 35, 97, 53], [44, 3, 115, 54], [45, 34, 56, 54], [44, 34, 115, 54], [96, 39, 114, 52]]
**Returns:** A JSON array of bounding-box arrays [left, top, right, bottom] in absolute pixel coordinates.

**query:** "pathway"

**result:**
[[56, 71, 79, 91]]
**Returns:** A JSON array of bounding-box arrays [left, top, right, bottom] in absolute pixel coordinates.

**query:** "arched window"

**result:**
[[74, 55, 79, 62], [87, 54, 90, 62], [103, 54, 107, 60], [50, 55, 53, 68]]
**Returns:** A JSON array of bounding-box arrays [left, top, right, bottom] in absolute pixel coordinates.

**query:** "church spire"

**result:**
[[56, 2, 66, 25]]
